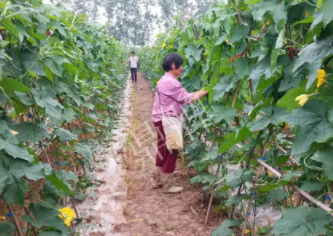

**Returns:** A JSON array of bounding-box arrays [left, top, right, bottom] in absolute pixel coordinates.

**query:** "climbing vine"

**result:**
[[141, 0, 333, 235], [0, 0, 126, 235]]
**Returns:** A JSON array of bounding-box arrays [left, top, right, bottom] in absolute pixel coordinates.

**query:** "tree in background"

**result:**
[[44, 0, 211, 45]]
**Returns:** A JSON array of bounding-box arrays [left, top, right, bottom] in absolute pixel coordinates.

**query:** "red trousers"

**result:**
[[154, 121, 178, 173]]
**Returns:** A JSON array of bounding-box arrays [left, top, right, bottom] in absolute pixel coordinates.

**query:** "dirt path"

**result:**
[[116, 73, 221, 236]]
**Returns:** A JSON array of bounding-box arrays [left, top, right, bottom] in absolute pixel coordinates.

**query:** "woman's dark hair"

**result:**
[[131, 51, 135, 54], [162, 53, 183, 72]]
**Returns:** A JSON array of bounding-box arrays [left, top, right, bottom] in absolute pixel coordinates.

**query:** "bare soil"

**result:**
[[116, 73, 223, 236]]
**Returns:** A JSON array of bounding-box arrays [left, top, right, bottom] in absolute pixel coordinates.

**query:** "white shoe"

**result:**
[[161, 173, 183, 194]]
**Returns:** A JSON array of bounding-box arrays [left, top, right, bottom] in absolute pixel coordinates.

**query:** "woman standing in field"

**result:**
[[151, 53, 208, 194]]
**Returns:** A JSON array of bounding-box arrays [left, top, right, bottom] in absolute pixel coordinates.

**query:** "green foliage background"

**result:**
[[0, 0, 127, 234]]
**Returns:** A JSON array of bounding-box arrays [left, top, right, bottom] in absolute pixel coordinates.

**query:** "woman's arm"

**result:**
[[190, 88, 208, 102]]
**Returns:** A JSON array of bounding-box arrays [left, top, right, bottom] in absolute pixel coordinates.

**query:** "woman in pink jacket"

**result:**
[[151, 53, 208, 194]]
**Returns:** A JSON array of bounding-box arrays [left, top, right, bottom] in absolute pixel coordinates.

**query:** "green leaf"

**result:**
[[208, 104, 238, 124], [0, 135, 33, 162], [44, 55, 70, 78], [0, 152, 43, 205], [0, 78, 30, 97], [0, 18, 18, 38], [267, 187, 288, 201], [74, 142, 94, 164], [250, 0, 287, 23], [184, 44, 203, 66], [277, 80, 311, 112], [322, 0, 333, 27], [228, 25, 250, 44], [234, 58, 250, 78], [55, 128, 77, 141], [225, 194, 247, 206], [21, 51, 45, 76], [45, 174, 73, 196], [293, 36, 333, 90], [280, 171, 302, 183], [23, 203, 70, 235], [11, 122, 51, 143], [211, 219, 243, 236], [312, 146, 333, 179], [213, 75, 238, 101], [0, 222, 16, 236], [215, 34, 227, 46], [225, 169, 255, 189], [272, 207, 331, 236], [31, 88, 64, 119], [190, 174, 217, 184], [218, 127, 251, 153], [248, 106, 285, 131], [202, 151, 220, 162], [301, 179, 326, 192], [13, 92, 33, 105], [282, 100, 333, 155]]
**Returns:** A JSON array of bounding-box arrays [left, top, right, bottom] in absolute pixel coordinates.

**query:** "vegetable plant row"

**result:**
[[0, 0, 126, 235], [140, 0, 333, 235]]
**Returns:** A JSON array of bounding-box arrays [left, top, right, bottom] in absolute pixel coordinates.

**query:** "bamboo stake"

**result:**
[[234, 143, 333, 215], [7, 204, 24, 236], [23, 206, 38, 236], [204, 157, 222, 225]]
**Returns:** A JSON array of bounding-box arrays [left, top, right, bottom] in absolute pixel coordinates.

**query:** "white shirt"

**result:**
[[129, 56, 138, 68]]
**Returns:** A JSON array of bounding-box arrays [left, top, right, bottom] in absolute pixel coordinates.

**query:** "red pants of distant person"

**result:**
[[154, 121, 178, 173]]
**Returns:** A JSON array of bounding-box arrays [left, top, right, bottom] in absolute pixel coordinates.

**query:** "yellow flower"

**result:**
[[317, 69, 326, 88], [9, 129, 19, 135], [247, 110, 252, 117], [0, 216, 5, 220], [245, 229, 250, 235], [58, 207, 76, 227], [162, 43, 166, 48], [170, 45, 173, 49], [225, 39, 234, 46], [295, 94, 309, 107], [284, 123, 290, 130], [267, 170, 274, 177], [155, 65, 158, 69]]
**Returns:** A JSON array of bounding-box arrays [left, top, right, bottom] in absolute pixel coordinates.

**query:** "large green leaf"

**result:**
[[23, 203, 70, 235], [312, 146, 333, 179], [225, 169, 255, 189], [10, 122, 51, 143], [248, 106, 285, 131], [300, 179, 326, 192], [322, 0, 333, 27], [0, 134, 33, 162], [213, 75, 239, 102], [218, 126, 251, 153], [0, 152, 43, 205], [44, 55, 70, 78], [31, 88, 64, 119], [208, 104, 238, 124], [272, 207, 331, 236], [21, 51, 45, 76], [250, 0, 287, 23], [0, 222, 16, 236], [228, 25, 250, 44], [211, 219, 243, 236], [44, 174, 73, 196], [184, 44, 203, 66], [282, 100, 333, 154], [267, 187, 288, 201], [293, 36, 333, 90], [55, 128, 77, 141], [0, 78, 30, 97], [74, 142, 94, 163]]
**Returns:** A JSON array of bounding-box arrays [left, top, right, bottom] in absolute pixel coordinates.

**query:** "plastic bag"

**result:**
[[162, 116, 183, 150]]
